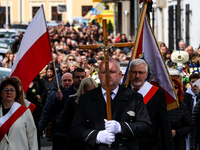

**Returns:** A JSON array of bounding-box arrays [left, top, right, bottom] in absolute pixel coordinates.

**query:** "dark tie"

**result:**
[[110, 92, 114, 100], [133, 88, 139, 92]]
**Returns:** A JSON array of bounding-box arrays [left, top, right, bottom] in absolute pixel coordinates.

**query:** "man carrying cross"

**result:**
[[70, 58, 152, 150]]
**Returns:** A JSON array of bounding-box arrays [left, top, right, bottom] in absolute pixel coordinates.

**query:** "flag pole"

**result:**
[[41, 4, 61, 92], [51, 52, 61, 91], [45, 27, 60, 91], [124, 0, 148, 86]]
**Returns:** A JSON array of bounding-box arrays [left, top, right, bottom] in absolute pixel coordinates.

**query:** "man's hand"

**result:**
[[104, 119, 122, 134], [96, 130, 115, 145], [56, 90, 63, 100], [36, 95, 41, 99], [172, 130, 176, 137]]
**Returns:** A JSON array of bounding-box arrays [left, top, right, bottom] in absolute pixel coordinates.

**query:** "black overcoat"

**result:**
[[71, 85, 152, 150], [137, 88, 174, 150]]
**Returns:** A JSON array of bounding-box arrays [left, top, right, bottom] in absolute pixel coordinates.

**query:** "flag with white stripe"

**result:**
[[142, 16, 179, 110], [10, 5, 52, 92]]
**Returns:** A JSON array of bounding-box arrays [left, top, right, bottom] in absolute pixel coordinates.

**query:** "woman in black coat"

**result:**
[[40, 64, 55, 106], [61, 77, 98, 150], [168, 76, 193, 150]]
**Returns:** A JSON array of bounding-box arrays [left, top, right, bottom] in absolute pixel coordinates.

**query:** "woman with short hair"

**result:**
[[0, 77, 38, 150]]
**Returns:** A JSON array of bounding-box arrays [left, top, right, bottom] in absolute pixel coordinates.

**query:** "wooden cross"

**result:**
[[79, 19, 133, 120]]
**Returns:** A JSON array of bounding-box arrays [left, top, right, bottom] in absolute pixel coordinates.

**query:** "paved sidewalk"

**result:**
[[41, 136, 52, 150]]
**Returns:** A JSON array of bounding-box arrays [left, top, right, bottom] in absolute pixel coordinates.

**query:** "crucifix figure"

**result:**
[[79, 19, 133, 120]]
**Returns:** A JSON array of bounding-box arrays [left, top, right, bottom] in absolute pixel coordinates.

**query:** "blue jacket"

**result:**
[[38, 86, 66, 136], [53, 84, 77, 136], [38, 91, 57, 134]]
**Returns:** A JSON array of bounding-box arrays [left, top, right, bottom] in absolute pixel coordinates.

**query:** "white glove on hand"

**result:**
[[104, 119, 122, 134], [96, 130, 115, 145]]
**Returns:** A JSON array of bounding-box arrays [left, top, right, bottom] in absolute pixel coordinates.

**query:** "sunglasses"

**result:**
[[3, 88, 16, 93], [69, 59, 75, 61]]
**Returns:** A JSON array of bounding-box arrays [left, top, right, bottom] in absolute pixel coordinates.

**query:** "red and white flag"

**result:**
[[139, 0, 152, 4], [141, 16, 178, 110], [10, 5, 52, 92]]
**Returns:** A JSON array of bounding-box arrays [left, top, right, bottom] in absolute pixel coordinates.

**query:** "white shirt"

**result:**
[[185, 86, 199, 112], [101, 85, 119, 102]]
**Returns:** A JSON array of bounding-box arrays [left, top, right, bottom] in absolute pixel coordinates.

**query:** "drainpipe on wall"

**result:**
[[20, 0, 22, 23], [5, 0, 8, 28]]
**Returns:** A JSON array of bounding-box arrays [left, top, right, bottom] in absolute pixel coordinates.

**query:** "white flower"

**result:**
[[32, 89, 36, 93], [92, 71, 100, 86]]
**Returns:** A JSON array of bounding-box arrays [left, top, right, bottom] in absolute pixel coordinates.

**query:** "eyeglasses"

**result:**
[[130, 71, 146, 75], [3, 88, 16, 93]]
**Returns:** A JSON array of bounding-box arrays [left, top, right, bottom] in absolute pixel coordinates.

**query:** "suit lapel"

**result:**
[[112, 86, 129, 120], [0, 106, 9, 142], [93, 87, 107, 121], [93, 86, 131, 122]]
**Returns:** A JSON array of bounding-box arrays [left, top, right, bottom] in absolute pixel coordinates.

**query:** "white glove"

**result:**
[[104, 119, 122, 134], [96, 130, 115, 145]]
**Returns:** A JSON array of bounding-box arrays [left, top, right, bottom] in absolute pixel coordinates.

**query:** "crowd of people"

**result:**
[[160, 40, 200, 74], [1, 20, 200, 150]]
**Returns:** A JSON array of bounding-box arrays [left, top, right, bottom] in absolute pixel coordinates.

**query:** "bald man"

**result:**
[[186, 45, 198, 66], [71, 58, 151, 150], [51, 61, 69, 91], [61, 72, 73, 89], [38, 72, 73, 145]]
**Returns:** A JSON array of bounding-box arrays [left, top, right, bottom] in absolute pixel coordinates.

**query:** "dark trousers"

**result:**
[[52, 136, 65, 150]]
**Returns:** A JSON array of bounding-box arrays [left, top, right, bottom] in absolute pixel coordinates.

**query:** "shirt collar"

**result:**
[[101, 85, 119, 99], [131, 84, 134, 90]]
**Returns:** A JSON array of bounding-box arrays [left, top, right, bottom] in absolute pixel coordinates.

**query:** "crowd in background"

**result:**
[[159, 40, 200, 74], [1, 20, 200, 150]]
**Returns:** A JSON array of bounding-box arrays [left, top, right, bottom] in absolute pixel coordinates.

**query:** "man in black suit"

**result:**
[[71, 58, 152, 150], [128, 58, 174, 150]]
